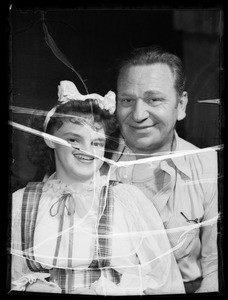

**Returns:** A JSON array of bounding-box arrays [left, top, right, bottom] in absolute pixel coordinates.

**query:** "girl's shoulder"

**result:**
[[112, 181, 143, 194], [13, 187, 26, 200], [111, 182, 152, 212], [12, 187, 26, 218], [111, 182, 165, 231]]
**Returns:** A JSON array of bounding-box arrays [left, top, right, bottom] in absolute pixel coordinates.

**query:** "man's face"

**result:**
[[51, 121, 106, 185], [117, 63, 187, 155]]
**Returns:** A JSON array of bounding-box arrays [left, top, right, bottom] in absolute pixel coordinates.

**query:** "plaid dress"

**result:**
[[21, 181, 122, 294]]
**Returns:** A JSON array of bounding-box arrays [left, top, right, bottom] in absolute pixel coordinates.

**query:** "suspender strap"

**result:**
[[54, 180, 122, 292], [21, 182, 48, 272], [97, 180, 116, 268], [88, 180, 122, 284], [21, 180, 122, 291]]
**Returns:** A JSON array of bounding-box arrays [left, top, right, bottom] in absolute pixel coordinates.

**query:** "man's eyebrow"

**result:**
[[117, 92, 136, 97], [118, 91, 165, 98], [144, 90, 165, 97]]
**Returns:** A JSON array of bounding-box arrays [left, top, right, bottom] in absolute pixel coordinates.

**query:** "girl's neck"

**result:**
[[53, 172, 100, 192]]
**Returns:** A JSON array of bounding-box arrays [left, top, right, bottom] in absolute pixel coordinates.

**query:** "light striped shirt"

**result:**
[[111, 131, 219, 286]]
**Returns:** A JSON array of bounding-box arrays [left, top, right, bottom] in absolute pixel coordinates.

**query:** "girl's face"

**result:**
[[50, 120, 106, 185]]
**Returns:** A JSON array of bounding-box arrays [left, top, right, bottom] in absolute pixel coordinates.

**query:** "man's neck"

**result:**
[[126, 133, 176, 160]]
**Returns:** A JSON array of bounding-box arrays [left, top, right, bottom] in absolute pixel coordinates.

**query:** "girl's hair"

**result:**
[[28, 99, 117, 178], [46, 99, 116, 135]]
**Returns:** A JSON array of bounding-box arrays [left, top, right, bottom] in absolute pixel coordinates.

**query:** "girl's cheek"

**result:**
[[95, 148, 105, 157]]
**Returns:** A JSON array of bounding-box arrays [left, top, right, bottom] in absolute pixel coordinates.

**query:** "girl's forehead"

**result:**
[[56, 120, 106, 138]]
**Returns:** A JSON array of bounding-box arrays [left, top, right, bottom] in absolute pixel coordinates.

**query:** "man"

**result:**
[[110, 46, 219, 293]]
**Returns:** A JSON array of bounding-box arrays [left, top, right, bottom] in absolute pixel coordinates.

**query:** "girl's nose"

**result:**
[[132, 99, 149, 122], [80, 141, 92, 154]]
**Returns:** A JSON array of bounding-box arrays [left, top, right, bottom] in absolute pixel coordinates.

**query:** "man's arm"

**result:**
[[197, 151, 219, 293]]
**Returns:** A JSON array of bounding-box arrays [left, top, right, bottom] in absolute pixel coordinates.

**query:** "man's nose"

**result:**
[[132, 99, 149, 122]]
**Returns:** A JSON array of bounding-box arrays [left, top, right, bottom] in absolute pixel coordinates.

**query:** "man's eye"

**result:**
[[119, 98, 134, 106], [122, 99, 133, 102], [147, 98, 162, 105]]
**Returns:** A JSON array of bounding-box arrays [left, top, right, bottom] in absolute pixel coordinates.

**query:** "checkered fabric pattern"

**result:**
[[21, 182, 48, 272], [21, 180, 122, 293], [85, 180, 122, 289]]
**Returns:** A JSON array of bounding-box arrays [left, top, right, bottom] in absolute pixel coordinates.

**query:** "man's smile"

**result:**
[[128, 124, 157, 132]]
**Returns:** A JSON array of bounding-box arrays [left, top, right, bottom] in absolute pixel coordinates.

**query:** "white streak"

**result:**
[[197, 99, 220, 104], [9, 121, 223, 168]]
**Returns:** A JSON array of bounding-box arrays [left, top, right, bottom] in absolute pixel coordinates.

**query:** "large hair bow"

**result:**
[[43, 80, 116, 131], [58, 80, 116, 114]]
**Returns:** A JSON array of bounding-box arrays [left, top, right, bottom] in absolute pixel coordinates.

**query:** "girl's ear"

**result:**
[[44, 137, 56, 149], [177, 91, 188, 121]]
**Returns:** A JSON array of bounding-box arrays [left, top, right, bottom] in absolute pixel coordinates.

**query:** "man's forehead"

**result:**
[[120, 64, 174, 82], [118, 63, 176, 95]]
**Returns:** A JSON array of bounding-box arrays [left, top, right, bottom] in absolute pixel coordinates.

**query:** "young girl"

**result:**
[[10, 80, 185, 295]]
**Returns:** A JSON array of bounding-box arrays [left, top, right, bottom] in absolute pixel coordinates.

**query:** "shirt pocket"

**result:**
[[166, 223, 200, 261]]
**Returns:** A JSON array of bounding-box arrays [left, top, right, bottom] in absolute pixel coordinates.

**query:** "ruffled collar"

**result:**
[[42, 173, 108, 218], [42, 172, 106, 197]]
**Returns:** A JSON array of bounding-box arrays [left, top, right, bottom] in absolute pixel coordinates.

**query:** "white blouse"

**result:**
[[11, 174, 185, 295]]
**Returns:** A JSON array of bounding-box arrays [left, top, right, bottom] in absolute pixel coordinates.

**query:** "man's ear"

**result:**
[[177, 91, 188, 121], [44, 137, 56, 149]]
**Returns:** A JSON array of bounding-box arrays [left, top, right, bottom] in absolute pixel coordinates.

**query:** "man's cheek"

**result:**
[[117, 109, 129, 122]]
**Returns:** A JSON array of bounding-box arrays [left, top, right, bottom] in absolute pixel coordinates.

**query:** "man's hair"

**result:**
[[117, 46, 186, 97]]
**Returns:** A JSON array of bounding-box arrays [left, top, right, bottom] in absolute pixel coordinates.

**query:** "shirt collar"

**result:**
[[170, 131, 192, 179], [113, 131, 192, 179]]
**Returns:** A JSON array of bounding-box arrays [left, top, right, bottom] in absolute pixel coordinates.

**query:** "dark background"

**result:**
[[9, 8, 223, 192]]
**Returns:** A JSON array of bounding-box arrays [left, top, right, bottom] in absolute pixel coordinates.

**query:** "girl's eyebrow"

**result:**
[[93, 137, 106, 142], [62, 133, 106, 142], [62, 133, 82, 139]]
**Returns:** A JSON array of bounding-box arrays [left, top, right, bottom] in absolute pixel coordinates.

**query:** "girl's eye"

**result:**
[[92, 142, 105, 147], [67, 138, 79, 144]]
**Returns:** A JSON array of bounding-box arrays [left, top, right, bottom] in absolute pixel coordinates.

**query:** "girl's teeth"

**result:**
[[75, 154, 93, 160]]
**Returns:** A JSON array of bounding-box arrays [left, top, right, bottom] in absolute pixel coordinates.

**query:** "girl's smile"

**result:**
[[73, 152, 95, 163], [49, 121, 106, 185]]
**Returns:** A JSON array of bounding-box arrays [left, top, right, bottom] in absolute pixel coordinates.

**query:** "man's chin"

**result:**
[[127, 141, 156, 156], [127, 138, 167, 156]]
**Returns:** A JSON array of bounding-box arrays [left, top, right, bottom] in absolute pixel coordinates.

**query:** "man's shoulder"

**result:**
[[177, 135, 218, 174], [176, 135, 199, 151]]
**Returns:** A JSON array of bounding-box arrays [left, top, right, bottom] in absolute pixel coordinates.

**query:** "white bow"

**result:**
[[43, 80, 116, 131], [58, 80, 116, 114]]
